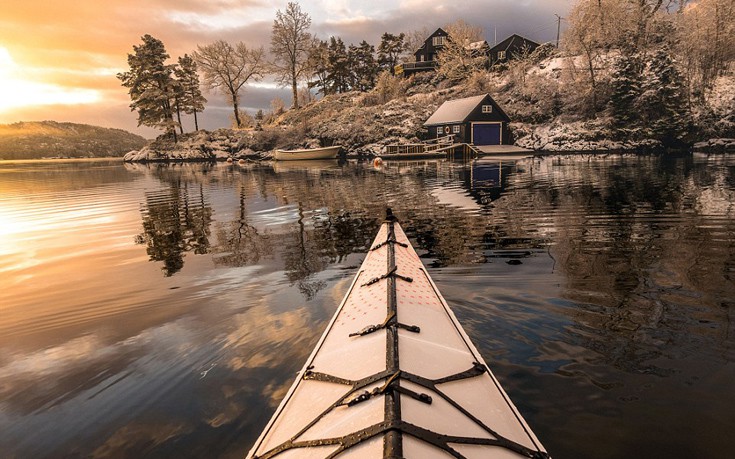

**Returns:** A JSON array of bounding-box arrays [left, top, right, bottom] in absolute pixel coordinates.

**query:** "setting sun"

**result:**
[[0, 47, 100, 113]]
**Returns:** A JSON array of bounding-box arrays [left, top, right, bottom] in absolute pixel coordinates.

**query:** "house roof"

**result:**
[[424, 94, 508, 126], [414, 27, 448, 55], [489, 34, 540, 53]]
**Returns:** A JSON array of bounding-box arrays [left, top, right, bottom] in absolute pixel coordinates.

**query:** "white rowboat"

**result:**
[[272, 145, 342, 161], [247, 210, 549, 459]]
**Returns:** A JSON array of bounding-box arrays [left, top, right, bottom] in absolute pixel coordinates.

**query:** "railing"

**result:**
[[385, 135, 454, 155], [394, 61, 438, 75]]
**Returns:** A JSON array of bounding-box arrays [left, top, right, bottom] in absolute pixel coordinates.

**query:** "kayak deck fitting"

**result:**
[[248, 210, 549, 459]]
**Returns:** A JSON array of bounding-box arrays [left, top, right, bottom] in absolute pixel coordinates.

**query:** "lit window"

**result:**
[[437, 126, 444, 134], [498, 50, 506, 60], [482, 105, 493, 113], [432, 36, 446, 47], [453, 125, 460, 133]]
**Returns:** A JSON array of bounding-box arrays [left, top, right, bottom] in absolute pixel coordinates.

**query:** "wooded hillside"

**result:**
[[0, 121, 147, 160]]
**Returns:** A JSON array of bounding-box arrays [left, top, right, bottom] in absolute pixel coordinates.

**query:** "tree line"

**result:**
[[118, 2, 412, 139], [119, 0, 734, 146], [562, 0, 734, 145]]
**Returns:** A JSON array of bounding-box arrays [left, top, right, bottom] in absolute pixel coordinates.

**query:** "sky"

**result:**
[[0, 0, 572, 137]]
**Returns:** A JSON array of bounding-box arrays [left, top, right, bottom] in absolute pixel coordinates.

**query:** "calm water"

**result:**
[[0, 155, 733, 459]]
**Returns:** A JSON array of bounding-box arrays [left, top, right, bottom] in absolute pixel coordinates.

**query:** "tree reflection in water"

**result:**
[[136, 181, 212, 276], [212, 185, 274, 268]]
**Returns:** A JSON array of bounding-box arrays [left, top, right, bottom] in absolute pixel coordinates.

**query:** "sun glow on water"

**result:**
[[0, 47, 100, 113]]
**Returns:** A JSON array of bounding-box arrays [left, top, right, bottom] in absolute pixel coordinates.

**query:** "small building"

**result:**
[[489, 34, 540, 66], [396, 28, 448, 76], [423, 94, 511, 146]]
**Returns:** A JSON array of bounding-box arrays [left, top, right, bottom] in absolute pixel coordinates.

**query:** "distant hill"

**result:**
[[0, 121, 147, 160]]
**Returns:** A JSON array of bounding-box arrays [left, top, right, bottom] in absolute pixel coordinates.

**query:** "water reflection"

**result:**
[[212, 185, 274, 268], [137, 182, 212, 276], [1, 156, 734, 459]]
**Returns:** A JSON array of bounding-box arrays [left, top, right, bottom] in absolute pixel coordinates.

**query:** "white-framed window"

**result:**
[[482, 105, 493, 113], [453, 125, 460, 133], [437, 126, 444, 134], [498, 50, 506, 60], [432, 36, 446, 47]]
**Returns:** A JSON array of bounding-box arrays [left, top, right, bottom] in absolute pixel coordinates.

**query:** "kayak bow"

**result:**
[[248, 210, 549, 459]]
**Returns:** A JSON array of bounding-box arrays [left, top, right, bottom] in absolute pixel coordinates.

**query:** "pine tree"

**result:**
[[171, 77, 185, 135], [306, 39, 330, 95], [348, 41, 377, 91], [609, 52, 644, 131], [377, 33, 406, 75], [117, 35, 178, 141], [174, 54, 206, 131], [637, 45, 690, 145], [327, 37, 350, 93]]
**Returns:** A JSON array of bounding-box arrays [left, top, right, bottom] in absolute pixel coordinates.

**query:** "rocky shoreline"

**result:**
[[123, 125, 734, 162], [123, 58, 733, 162]]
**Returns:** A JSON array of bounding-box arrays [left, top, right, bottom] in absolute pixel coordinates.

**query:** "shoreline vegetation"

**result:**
[[117, 0, 734, 162], [121, 61, 734, 162]]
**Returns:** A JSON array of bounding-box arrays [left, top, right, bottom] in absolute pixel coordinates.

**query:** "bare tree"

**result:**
[[563, 1, 633, 111], [271, 1, 312, 109], [403, 27, 430, 62], [676, 0, 735, 95], [193, 40, 265, 128], [632, 0, 665, 47], [436, 20, 486, 82]]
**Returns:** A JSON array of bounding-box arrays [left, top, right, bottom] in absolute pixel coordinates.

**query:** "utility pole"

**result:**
[[555, 14, 562, 48]]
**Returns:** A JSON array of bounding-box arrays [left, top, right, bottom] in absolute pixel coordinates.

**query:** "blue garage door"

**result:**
[[472, 124, 501, 145]]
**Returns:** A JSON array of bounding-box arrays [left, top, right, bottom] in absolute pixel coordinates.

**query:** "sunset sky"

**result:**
[[0, 0, 571, 137]]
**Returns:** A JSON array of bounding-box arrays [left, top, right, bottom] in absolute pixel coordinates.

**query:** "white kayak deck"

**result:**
[[248, 217, 548, 459]]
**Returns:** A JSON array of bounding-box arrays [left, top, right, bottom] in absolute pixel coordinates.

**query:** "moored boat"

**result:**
[[272, 145, 342, 161], [247, 210, 549, 459]]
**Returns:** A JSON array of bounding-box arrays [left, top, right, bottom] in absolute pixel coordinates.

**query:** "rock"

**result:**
[[693, 138, 735, 153]]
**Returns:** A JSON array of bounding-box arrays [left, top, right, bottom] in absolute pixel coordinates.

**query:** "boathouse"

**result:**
[[423, 94, 511, 146]]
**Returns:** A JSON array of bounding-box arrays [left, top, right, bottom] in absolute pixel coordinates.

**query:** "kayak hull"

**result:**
[[248, 214, 548, 459]]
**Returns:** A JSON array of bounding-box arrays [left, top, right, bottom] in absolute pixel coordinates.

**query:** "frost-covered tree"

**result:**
[[377, 33, 406, 75], [349, 41, 377, 91], [117, 35, 178, 140], [373, 71, 408, 104], [609, 52, 644, 129], [194, 40, 265, 128], [271, 2, 313, 109], [637, 45, 690, 144], [436, 20, 486, 82], [676, 0, 735, 96], [564, 0, 651, 113], [174, 54, 206, 131]]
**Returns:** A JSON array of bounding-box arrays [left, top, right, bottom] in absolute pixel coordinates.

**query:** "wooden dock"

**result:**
[[383, 135, 480, 160]]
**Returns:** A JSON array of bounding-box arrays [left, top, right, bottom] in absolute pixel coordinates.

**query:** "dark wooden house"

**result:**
[[423, 94, 511, 145], [396, 28, 448, 76], [489, 34, 540, 65]]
